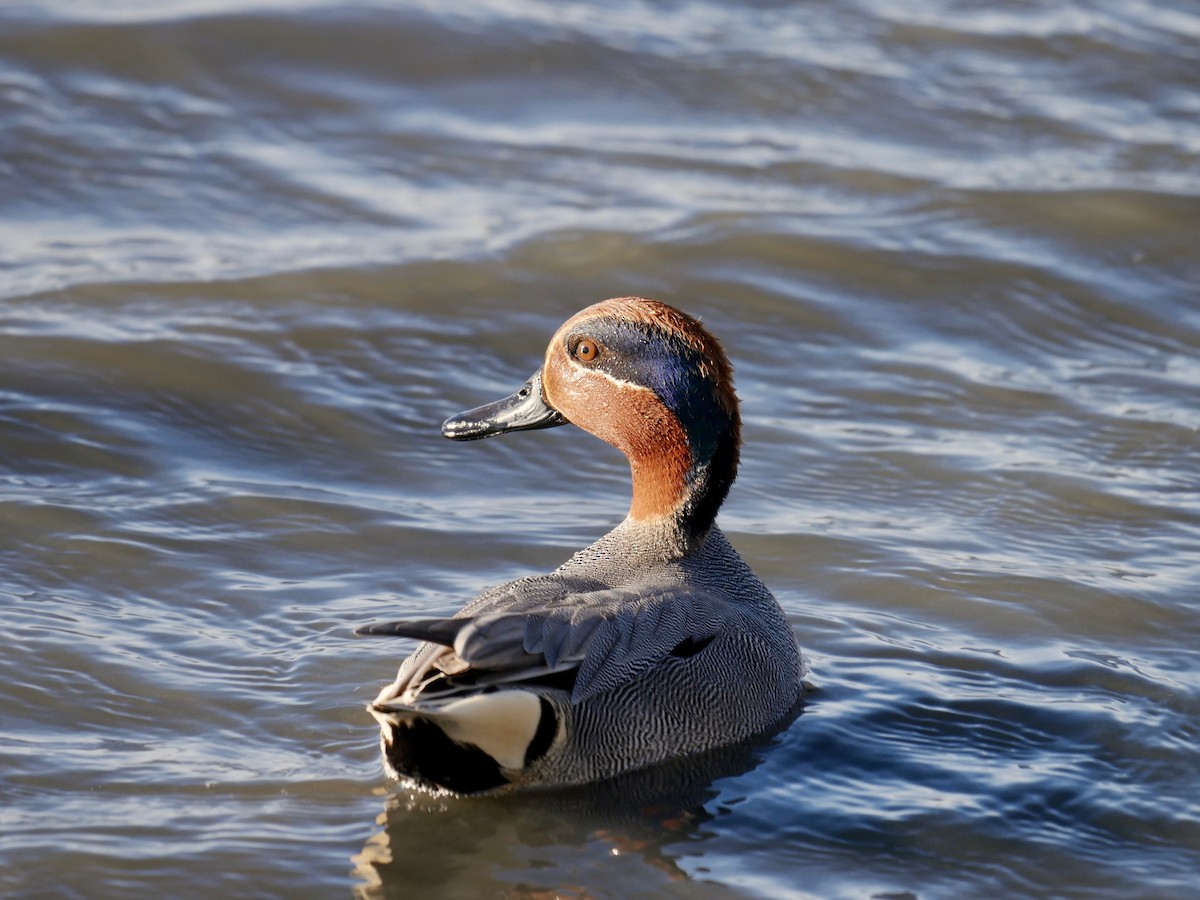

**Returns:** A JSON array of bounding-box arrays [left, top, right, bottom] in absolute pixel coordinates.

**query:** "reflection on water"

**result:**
[[2, 0, 1199, 897], [353, 735, 784, 899]]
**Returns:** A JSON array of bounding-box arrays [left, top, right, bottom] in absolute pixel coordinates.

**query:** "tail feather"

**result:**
[[355, 617, 468, 646]]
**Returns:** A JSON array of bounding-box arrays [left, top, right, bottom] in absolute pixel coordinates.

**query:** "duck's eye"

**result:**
[[573, 338, 600, 363]]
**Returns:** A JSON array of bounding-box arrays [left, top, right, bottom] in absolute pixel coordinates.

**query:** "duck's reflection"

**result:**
[[352, 727, 792, 899]]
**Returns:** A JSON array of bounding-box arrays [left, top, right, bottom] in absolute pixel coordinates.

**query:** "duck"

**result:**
[[357, 297, 804, 794]]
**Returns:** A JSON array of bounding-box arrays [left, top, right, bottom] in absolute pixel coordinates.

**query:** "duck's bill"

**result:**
[[442, 369, 566, 441]]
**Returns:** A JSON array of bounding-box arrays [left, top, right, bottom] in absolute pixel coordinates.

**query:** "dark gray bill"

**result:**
[[442, 368, 566, 441]]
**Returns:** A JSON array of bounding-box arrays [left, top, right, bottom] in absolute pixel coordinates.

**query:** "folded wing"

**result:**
[[358, 583, 730, 703]]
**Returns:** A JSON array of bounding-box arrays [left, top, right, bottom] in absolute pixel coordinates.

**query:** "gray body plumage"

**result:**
[[369, 519, 804, 792]]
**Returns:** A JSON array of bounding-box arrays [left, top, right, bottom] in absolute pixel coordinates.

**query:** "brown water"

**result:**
[[2, 2, 1199, 898]]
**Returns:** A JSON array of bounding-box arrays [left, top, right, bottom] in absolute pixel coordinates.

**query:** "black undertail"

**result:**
[[384, 717, 509, 795], [382, 696, 559, 794]]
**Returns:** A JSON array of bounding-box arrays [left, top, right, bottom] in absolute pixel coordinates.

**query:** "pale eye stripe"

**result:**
[[584, 365, 655, 393]]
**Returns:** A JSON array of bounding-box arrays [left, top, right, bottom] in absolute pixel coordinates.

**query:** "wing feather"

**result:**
[[359, 580, 731, 703]]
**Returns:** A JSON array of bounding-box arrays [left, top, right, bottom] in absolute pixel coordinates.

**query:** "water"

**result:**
[[2, 1, 1199, 897]]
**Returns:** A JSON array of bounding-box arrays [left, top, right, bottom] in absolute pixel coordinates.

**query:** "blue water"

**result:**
[[1, 1, 1198, 897]]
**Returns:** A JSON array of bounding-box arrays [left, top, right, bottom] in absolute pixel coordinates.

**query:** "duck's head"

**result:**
[[443, 297, 740, 545]]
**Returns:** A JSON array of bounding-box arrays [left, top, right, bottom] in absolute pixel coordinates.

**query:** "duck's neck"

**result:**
[[628, 442, 692, 522], [625, 421, 739, 557]]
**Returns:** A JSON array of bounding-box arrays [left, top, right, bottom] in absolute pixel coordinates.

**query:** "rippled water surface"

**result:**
[[3, 1, 1199, 897]]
